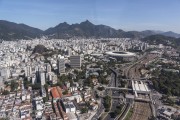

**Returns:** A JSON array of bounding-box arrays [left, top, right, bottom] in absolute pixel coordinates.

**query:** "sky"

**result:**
[[0, 0, 180, 33]]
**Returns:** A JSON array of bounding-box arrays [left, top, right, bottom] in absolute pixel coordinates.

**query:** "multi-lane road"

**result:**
[[92, 72, 116, 120]]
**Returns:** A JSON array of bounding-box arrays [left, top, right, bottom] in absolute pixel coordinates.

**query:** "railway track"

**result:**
[[117, 103, 130, 120], [124, 54, 159, 79]]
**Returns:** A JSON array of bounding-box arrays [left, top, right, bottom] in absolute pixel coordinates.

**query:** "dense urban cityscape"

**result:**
[[0, 0, 180, 120], [0, 36, 179, 120]]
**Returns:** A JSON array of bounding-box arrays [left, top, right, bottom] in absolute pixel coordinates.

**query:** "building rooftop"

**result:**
[[51, 87, 61, 99], [66, 112, 77, 120], [132, 80, 149, 93]]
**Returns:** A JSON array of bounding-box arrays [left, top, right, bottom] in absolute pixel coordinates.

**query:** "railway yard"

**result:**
[[121, 53, 159, 120], [130, 101, 152, 120], [124, 53, 159, 79], [100, 52, 177, 120]]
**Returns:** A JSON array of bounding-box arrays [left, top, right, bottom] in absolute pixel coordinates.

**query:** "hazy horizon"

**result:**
[[1, 0, 180, 33]]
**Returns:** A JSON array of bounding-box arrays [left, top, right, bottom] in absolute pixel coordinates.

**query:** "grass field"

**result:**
[[124, 107, 133, 120]]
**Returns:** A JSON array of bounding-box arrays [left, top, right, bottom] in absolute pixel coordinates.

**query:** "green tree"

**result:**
[[103, 95, 111, 112], [43, 97, 48, 102], [2, 90, 10, 95], [0, 117, 9, 120], [81, 107, 88, 114], [97, 86, 105, 91], [44, 84, 49, 91], [32, 83, 41, 90], [115, 104, 123, 115], [57, 81, 63, 87], [84, 77, 94, 88], [10, 80, 19, 92], [24, 77, 32, 89], [63, 90, 68, 95]]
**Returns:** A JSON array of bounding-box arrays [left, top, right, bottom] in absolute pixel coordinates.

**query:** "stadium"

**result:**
[[105, 51, 136, 61]]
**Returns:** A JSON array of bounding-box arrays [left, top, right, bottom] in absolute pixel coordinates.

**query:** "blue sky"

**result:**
[[0, 0, 180, 33]]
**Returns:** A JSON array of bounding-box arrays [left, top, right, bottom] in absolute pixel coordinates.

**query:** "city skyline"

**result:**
[[1, 0, 180, 33], [0, 1, 180, 120]]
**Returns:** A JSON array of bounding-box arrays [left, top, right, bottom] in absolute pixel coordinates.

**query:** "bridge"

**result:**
[[134, 98, 151, 102], [112, 96, 125, 99], [105, 87, 132, 91], [122, 78, 147, 81]]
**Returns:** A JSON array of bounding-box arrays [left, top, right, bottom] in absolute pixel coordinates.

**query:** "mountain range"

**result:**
[[0, 20, 180, 40]]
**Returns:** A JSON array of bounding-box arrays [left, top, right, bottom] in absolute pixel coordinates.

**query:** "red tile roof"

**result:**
[[51, 87, 60, 99], [56, 86, 63, 98]]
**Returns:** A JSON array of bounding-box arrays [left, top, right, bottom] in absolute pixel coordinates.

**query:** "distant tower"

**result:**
[[68, 48, 72, 57], [101, 44, 104, 51], [70, 55, 81, 69]]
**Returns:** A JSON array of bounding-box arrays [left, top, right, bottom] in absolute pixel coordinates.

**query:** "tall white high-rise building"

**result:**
[[31, 76, 36, 84], [0, 77, 5, 89], [46, 63, 51, 73], [68, 48, 72, 56], [101, 43, 104, 51], [25, 66, 32, 77], [70, 56, 81, 69], [0, 67, 11, 79], [40, 72, 46, 85], [35, 66, 39, 72], [58, 57, 65, 74]]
